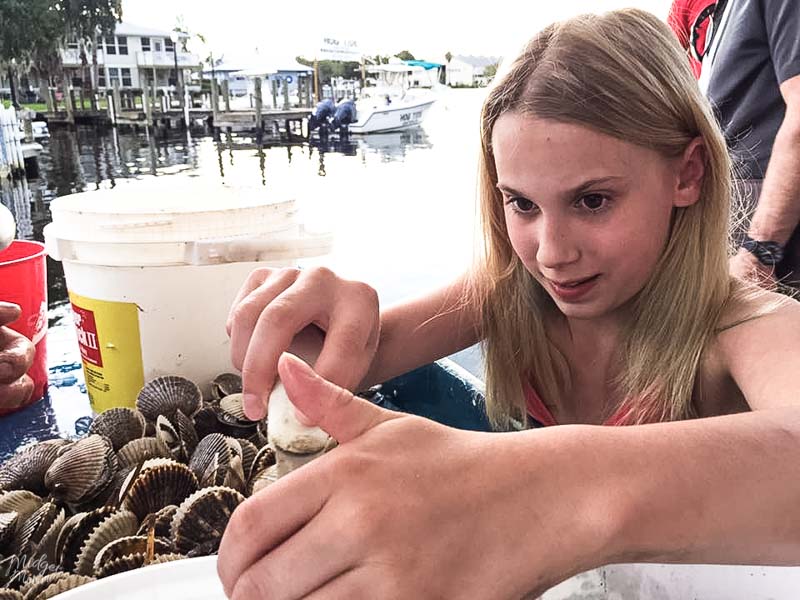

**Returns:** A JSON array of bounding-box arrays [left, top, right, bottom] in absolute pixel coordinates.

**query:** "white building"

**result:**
[[446, 55, 501, 87], [61, 23, 201, 92]]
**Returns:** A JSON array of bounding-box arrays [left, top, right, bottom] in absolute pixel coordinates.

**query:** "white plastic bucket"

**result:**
[[44, 179, 332, 413]]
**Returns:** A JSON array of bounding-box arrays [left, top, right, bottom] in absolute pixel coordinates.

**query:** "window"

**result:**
[[117, 36, 128, 55], [108, 67, 119, 86], [121, 68, 132, 87], [165, 39, 174, 53], [105, 38, 116, 55], [141, 37, 151, 52], [66, 38, 79, 50], [154, 40, 163, 52], [98, 69, 106, 88]]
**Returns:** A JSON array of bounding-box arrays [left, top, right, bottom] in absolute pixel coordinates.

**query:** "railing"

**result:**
[[137, 51, 200, 68], [60, 48, 105, 66]]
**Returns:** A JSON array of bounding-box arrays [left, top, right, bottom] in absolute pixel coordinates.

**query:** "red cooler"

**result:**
[[0, 240, 48, 412]]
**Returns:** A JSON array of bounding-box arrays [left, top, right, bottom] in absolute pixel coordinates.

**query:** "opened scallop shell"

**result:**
[[0, 589, 22, 600], [121, 462, 198, 521], [250, 463, 280, 495], [136, 505, 177, 539], [155, 415, 186, 462], [95, 551, 183, 579], [171, 486, 245, 555], [14, 501, 62, 557], [29, 574, 94, 600], [173, 410, 198, 458], [248, 445, 276, 482], [19, 572, 69, 600], [88, 408, 146, 451], [210, 373, 242, 402], [44, 435, 117, 505], [73, 510, 139, 576], [136, 376, 202, 421], [237, 439, 258, 479], [219, 394, 247, 420], [92, 535, 172, 574], [57, 507, 117, 572], [188, 434, 230, 483]]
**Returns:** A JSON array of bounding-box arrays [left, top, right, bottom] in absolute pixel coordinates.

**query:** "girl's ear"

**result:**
[[673, 137, 706, 208]]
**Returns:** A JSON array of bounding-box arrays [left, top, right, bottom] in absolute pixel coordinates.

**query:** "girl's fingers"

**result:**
[[217, 462, 332, 598], [228, 510, 357, 600], [0, 302, 21, 328], [0, 327, 35, 384], [228, 268, 301, 371]]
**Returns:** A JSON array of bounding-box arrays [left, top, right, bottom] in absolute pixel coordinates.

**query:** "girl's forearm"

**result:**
[[558, 408, 800, 567]]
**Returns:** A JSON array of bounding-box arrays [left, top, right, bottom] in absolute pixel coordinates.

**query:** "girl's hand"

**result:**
[[0, 302, 35, 412], [226, 267, 380, 420], [217, 354, 612, 600]]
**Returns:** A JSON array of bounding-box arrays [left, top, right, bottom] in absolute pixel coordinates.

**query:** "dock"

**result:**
[[41, 75, 313, 141]]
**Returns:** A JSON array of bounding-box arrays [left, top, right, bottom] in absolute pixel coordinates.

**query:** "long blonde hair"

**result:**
[[473, 9, 738, 429]]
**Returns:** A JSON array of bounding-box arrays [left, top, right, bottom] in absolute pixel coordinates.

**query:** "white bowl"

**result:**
[[54, 556, 225, 600]]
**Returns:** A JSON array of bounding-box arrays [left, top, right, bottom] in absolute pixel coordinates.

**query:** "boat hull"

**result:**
[[348, 100, 435, 134]]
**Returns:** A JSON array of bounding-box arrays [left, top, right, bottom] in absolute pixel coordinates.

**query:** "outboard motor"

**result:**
[[331, 99, 357, 134], [308, 99, 335, 133]]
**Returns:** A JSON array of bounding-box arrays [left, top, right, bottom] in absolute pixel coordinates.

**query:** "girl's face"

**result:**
[[492, 113, 695, 322]]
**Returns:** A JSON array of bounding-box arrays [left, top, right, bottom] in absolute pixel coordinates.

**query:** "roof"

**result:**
[[114, 23, 175, 38], [451, 55, 501, 68]]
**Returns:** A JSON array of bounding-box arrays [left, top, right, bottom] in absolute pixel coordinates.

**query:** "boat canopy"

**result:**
[[403, 60, 443, 70]]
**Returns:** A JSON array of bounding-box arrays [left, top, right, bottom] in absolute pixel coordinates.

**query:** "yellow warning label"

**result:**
[[69, 292, 144, 412]]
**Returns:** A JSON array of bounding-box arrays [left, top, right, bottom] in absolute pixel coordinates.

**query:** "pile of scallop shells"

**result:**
[[0, 373, 282, 599]]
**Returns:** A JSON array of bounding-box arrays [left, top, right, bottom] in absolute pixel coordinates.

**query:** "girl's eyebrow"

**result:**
[[496, 176, 626, 199]]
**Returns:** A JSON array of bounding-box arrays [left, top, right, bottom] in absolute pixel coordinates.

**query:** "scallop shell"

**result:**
[[0, 589, 22, 600], [0, 513, 18, 554], [116, 437, 171, 470], [88, 408, 146, 452], [74, 510, 139, 576], [173, 410, 198, 458], [57, 507, 116, 572], [0, 441, 67, 495], [188, 434, 230, 484], [29, 508, 65, 566], [136, 505, 177, 539], [237, 439, 258, 480], [170, 486, 245, 555], [92, 535, 172, 574], [136, 376, 202, 421], [191, 405, 258, 442], [54, 512, 87, 570], [19, 572, 69, 600], [155, 415, 186, 462], [95, 551, 183, 579], [210, 373, 242, 402], [29, 574, 94, 600], [14, 502, 62, 557], [0, 491, 43, 527], [248, 445, 276, 481], [219, 394, 247, 420], [44, 435, 117, 505], [121, 463, 198, 521], [249, 463, 280, 495]]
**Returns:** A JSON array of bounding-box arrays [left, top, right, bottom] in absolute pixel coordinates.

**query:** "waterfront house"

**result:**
[[61, 23, 201, 92], [445, 55, 501, 87]]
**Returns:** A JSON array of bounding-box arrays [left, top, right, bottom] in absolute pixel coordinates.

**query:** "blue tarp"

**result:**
[[403, 60, 443, 70]]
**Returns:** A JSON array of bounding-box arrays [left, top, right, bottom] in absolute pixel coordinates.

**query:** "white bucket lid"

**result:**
[[47, 179, 296, 243], [45, 179, 333, 267]]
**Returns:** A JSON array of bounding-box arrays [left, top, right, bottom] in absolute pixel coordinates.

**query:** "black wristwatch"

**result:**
[[741, 235, 784, 266]]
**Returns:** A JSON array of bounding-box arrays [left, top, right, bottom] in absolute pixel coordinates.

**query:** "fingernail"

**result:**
[[242, 393, 265, 420], [0, 301, 18, 309]]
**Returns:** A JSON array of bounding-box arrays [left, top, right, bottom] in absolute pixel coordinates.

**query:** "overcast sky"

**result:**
[[121, 1, 673, 64]]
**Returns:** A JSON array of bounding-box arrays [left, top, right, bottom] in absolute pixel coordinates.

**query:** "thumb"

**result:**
[[0, 302, 21, 328], [278, 352, 399, 444]]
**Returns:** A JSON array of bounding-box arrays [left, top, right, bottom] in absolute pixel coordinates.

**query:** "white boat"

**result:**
[[348, 62, 441, 134]]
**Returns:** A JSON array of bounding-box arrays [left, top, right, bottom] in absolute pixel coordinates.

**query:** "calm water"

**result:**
[[1, 87, 487, 436]]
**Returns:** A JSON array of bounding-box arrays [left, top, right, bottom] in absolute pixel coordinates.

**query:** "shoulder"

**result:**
[[712, 287, 800, 410]]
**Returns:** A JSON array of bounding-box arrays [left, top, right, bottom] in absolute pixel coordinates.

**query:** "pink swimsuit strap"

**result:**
[[523, 380, 626, 426]]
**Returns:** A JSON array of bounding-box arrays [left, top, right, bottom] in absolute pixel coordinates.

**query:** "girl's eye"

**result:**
[[579, 194, 608, 212], [507, 197, 536, 213]]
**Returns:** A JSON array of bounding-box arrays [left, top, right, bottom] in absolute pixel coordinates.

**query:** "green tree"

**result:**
[[57, 0, 122, 108], [394, 50, 415, 61], [445, 51, 452, 63], [0, 0, 63, 108], [484, 63, 499, 79]]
